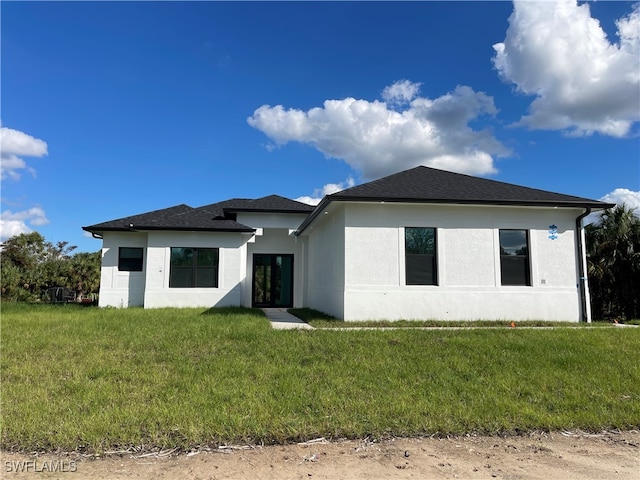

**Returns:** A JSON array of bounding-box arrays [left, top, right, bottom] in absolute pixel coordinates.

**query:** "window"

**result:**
[[405, 227, 437, 285], [499, 230, 531, 286], [169, 247, 219, 288], [118, 247, 143, 271]]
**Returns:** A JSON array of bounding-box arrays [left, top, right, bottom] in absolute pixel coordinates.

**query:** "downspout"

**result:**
[[575, 208, 592, 323]]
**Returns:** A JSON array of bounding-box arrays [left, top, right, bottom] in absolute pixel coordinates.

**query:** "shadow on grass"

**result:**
[[288, 308, 339, 323], [200, 306, 267, 318]]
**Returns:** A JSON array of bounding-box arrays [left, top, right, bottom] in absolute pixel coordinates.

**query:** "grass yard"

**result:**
[[1, 304, 639, 453], [289, 308, 639, 328]]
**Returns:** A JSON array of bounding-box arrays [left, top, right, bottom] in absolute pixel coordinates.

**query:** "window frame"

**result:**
[[118, 247, 144, 272], [498, 229, 531, 286], [169, 247, 219, 288], [404, 226, 438, 286]]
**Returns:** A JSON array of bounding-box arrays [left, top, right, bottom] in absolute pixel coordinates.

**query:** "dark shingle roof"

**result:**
[[331, 166, 609, 205], [198, 195, 314, 216], [82, 195, 313, 234], [296, 166, 614, 235]]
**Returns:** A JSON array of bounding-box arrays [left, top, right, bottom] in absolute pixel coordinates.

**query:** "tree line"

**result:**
[[1, 205, 638, 318], [586, 205, 640, 321], [1, 232, 100, 303]]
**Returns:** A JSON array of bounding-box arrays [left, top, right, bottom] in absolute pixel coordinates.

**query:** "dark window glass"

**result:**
[[170, 247, 193, 267], [170, 267, 193, 288], [499, 230, 531, 286], [405, 227, 437, 285], [169, 248, 218, 288], [196, 248, 217, 266], [118, 247, 143, 272], [195, 268, 216, 287]]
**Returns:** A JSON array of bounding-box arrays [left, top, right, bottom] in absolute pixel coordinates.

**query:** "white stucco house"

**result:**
[[83, 166, 613, 322]]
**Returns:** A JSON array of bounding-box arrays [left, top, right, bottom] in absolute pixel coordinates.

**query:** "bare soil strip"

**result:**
[[3, 431, 639, 479]]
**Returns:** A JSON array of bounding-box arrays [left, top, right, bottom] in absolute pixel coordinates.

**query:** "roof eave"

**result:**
[[295, 197, 615, 235], [82, 226, 256, 234], [294, 197, 333, 235]]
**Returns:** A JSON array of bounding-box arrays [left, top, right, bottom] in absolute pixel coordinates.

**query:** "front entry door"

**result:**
[[252, 254, 294, 308]]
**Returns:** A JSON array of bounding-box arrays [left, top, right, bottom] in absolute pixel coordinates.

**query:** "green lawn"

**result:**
[[289, 307, 637, 327], [2, 303, 639, 453]]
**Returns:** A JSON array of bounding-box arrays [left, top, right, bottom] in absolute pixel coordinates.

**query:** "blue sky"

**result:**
[[2, 0, 639, 252]]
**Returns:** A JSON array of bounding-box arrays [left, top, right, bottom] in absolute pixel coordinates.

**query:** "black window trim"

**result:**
[[118, 247, 144, 272], [498, 229, 532, 287], [169, 247, 219, 289], [404, 226, 438, 286]]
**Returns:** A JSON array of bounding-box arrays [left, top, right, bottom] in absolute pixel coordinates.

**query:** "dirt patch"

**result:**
[[2, 431, 638, 479]]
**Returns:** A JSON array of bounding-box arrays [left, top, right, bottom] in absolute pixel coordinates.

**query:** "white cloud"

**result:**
[[382, 79, 421, 107], [0, 126, 48, 180], [248, 81, 508, 180], [601, 188, 640, 215], [0, 207, 49, 241], [585, 188, 640, 224], [493, 0, 640, 137], [296, 177, 356, 206]]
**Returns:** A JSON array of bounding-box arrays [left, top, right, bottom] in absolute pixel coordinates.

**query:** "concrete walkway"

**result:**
[[262, 308, 314, 330]]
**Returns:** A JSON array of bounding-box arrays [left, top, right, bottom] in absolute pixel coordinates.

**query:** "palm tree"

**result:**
[[586, 205, 640, 320]]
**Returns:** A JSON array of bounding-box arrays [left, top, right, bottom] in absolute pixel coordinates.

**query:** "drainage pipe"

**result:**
[[575, 208, 592, 323]]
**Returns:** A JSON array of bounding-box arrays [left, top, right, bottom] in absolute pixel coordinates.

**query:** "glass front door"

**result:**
[[252, 254, 294, 308]]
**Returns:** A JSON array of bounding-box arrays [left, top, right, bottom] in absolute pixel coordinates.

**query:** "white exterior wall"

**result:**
[[305, 205, 346, 319], [96, 212, 310, 309], [337, 203, 583, 321], [98, 232, 148, 307], [143, 231, 250, 308], [236, 212, 308, 231], [97, 201, 586, 320]]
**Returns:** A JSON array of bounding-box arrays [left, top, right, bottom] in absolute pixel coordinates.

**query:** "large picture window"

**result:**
[[405, 227, 437, 285], [169, 247, 219, 288], [118, 247, 143, 272], [499, 230, 531, 286]]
